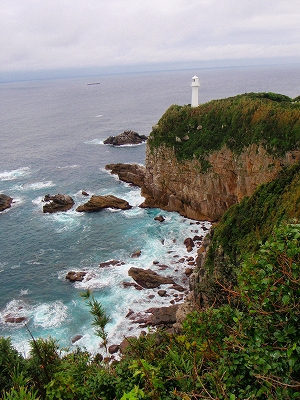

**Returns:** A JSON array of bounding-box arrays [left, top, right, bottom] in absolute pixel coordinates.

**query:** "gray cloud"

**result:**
[[1, 0, 299, 73]]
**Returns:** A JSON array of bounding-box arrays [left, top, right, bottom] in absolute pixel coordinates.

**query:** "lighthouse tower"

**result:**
[[191, 75, 200, 107]]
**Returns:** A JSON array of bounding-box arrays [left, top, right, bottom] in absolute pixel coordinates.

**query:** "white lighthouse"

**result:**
[[191, 75, 200, 107]]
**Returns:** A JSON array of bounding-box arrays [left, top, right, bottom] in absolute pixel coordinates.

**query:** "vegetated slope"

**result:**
[[200, 161, 300, 306], [149, 92, 300, 163]]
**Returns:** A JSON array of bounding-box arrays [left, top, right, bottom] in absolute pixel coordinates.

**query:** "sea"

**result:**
[[1, 63, 300, 357]]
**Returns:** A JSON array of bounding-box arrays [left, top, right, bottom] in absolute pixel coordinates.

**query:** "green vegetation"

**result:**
[[202, 162, 300, 306], [148, 92, 300, 167]]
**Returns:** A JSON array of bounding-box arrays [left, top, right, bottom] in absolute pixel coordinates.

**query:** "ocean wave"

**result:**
[[56, 164, 79, 170], [94, 114, 103, 118], [12, 181, 55, 191], [0, 167, 30, 181]]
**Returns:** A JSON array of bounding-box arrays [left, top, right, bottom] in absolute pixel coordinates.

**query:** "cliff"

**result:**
[[141, 92, 300, 220], [141, 143, 300, 220]]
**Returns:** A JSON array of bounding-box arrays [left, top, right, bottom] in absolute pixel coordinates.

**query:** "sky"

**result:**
[[1, 0, 300, 78]]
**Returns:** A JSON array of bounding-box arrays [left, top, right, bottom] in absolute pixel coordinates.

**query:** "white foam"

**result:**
[[0, 299, 30, 325], [94, 114, 103, 118], [56, 165, 79, 170], [33, 301, 68, 328], [0, 167, 30, 181], [84, 139, 104, 145], [12, 181, 55, 191], [20, 289, 30, 296]]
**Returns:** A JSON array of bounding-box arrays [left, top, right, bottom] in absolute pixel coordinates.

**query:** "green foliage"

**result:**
[[202, 162, 300, 306], [0, 337, 27, 394], [148, 92, 300, 165], [2, 368, 40, 400], [81, 290, 110, 351]]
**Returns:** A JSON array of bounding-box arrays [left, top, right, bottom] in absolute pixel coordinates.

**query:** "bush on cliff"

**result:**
[[148, 92, 300, 166], [201, 162, 300, 306]]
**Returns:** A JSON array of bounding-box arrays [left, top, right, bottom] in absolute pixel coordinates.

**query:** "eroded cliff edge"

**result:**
[[141, 144, 300, 221]]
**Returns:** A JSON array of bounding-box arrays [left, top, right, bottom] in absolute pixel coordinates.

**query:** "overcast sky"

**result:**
[[1, 0, 300, 75]]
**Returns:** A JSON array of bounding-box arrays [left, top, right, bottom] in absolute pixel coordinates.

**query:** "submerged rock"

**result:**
[[43, 194, 74, 213], [0, 194, 13, 212], [76, 195, 132, 212], [103, 130, 147, 146]]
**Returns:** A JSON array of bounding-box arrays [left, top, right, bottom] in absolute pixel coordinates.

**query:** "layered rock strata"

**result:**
[[141, 145, 300, 221]]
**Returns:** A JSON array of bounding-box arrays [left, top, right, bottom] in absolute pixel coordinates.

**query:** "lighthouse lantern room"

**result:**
[[191, 75, 200, 107]]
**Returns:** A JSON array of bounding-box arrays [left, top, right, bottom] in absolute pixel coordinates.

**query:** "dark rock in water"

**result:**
[[131, 250, 141, 258], [99, 260, 125, 268], [0, 194, 13, 212], [4, 315, 27, 324], [66, 271, 87, 282], [71, 335, 83, 344], [76, 195, 132, 212], [154, 215, 165, 222], [82, 190, 89, 196], [108, 344, 120, 354], [171, 283, 185, 292], [193, 235, 203, 241], [43, 194, 74, 213], [105, 163, 146, 187], [184, 237, 195, 249], [128, 267, 175, 288], [103, 130, 147, 146], [158, 290, 167, 297], [122, 282, 143, 290]]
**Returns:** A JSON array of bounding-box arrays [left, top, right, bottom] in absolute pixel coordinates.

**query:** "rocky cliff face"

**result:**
[[141, 144, 300, 221]]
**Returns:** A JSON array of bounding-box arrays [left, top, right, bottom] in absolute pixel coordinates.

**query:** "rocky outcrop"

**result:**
[[103, 130, 147, 146], [141, 145, 300, 221], [0, 194, 13, 212], [43, 194, 74, 213], [105, 163, 146, 187], [66, 271, 87, 282], [128, 267, 175, 288], [76, 195, 132, 212]]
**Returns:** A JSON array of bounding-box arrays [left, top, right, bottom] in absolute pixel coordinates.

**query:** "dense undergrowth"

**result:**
[[148, 92, 300, 166]]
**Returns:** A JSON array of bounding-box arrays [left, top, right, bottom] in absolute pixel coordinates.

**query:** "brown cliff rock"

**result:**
[[141, 145, 300, 221]]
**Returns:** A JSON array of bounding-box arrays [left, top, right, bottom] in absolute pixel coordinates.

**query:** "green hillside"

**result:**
[[149, 93, 300, 165]]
